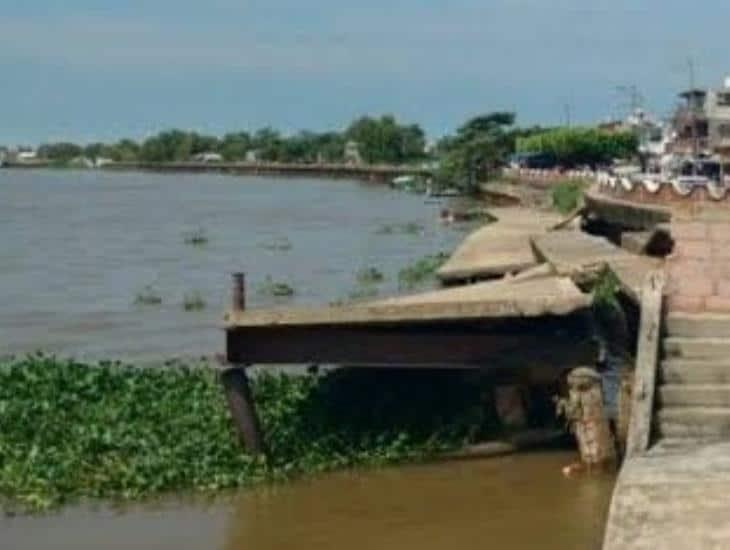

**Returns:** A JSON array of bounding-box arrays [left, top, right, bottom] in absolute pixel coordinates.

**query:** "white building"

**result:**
[[192, 152, 223, 163]]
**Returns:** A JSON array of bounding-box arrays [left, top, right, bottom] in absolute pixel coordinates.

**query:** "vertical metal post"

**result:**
[[232, 272, 246, 313]]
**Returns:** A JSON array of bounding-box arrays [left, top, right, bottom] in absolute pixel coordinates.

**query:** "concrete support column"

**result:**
[[559, 367, 616, 467]]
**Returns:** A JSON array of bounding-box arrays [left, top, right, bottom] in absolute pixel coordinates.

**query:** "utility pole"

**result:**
[[564, 103, 572, 127], [616, 85, 644, 118], [687, 57, 700, 159]]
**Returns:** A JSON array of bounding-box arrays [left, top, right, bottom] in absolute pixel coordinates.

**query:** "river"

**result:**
[[0, 169, 468, 360], [1, 451, 614, 550], [0, 169, 615, 548]]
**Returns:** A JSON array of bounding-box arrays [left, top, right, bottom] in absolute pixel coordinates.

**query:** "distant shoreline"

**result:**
[[0, 160, 431, 183]]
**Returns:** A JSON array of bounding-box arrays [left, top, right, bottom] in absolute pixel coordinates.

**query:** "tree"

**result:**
[[516, 127, 638, 168], [37, 142, 83, 162], [345, 115, 426, 164], [220, 132, 251, 161], [251, 127, 284, 161], [436, 112, 517, 191], [140, 130, 193, 162]]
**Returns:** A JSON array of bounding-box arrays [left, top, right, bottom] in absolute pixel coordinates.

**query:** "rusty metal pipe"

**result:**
[[232, 272, 246, 313]]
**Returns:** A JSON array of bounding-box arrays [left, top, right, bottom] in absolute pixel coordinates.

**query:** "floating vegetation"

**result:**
[[259, 237, 293, 252], [183, 227, 209, 247], [375, 222, 425, 236], [398, 253, 450, 290], [347, 286, 379, 302], [355, 267, 385, 286], [551, 180, 586, 215], [133, 285, 163, 306], [257, 276, 295, 298], [182, 291, 206, 312], [0, 356, 496, 512]]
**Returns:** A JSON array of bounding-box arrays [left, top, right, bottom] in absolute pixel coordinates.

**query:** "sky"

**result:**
[[2, 0, 730, 144]]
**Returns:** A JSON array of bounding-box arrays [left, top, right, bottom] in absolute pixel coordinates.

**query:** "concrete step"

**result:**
[[656, 407, 730, 438], [651, 438, 725, 452], [666, 313, 730, 338], [659, 384, 730, 407], [661, 359, 730, 384], [663, 337, 730, 359]]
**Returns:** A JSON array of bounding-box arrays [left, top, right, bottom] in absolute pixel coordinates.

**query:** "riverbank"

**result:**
[[1, 160, 430, 184]]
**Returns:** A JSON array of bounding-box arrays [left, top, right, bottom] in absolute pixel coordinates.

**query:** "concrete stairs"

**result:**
[[656, 314, 730, 442]]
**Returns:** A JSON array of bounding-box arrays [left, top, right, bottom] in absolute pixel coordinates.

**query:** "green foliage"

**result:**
[[37, 142, 83, 163], [257, 276, 295, 298], [516, 127, 638, 167], [551, 180, 586, 214], [355, 267, 385, 286], [182, 228, 208, 246], [435, 112, 517, 191], [182, 291, 206, 312], [259, 237, 293, 252], [375, 222, 425, 236], [133, 286, 163, 306], [0, 356, 494, 512], [398, 253, 450, 289], [345, 115, 426, 164], [592, 268, 621, 311]]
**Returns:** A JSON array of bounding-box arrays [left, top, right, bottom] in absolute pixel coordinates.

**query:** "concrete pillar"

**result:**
[[558, 367, 616, 467]]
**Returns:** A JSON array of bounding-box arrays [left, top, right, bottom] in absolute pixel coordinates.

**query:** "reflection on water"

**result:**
[[1, 452, 614, 550], [0, 170, 468, 360]]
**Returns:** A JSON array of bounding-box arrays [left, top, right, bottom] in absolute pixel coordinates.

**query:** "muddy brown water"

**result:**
[[2, 452, 614, 550], [0, 169, 471, 361], [1, 170, 615, 548]]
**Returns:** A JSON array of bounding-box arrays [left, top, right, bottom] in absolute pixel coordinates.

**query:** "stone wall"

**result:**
[[667, 220, 730, 312]]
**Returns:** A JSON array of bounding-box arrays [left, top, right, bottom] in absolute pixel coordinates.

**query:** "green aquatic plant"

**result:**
[[551, 180, 586, 215], [133, 286, 163, 306], [257, 276, 295, 298], [347, 286, 379, 302], [355, 267, 385, 286], [375, 222, 425, 236], [182, 291, 206, 312], [0, 356, 496, 513], [183, 228, 209, 246], [397, 253, 450, 289], [259, 237, 293, 252]]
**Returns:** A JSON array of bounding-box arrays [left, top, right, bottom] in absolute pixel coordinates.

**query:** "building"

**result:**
[[16, 149, 38, 162], [192, 152, 223, 163], [670, 77, 730, 158]]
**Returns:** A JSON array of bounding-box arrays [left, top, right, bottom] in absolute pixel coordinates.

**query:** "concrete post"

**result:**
[[558, 367, 616, 467]]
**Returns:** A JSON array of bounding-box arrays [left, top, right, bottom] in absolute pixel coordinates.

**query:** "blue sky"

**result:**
[[2, 0, 729, 144]]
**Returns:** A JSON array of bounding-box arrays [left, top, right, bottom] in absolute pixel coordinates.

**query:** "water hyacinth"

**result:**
[[0, 355, 493, 513]]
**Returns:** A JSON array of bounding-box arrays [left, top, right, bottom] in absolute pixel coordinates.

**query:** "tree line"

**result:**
[[32, 113, 640, 191], [37, 115, 428, 166]]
